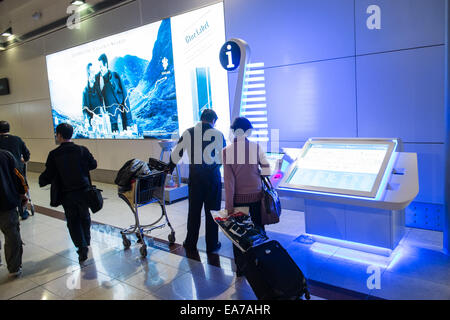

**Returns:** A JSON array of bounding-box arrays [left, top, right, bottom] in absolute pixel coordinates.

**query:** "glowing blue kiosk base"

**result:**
[[303, 200, 405, 256], [278, 138, 419, 258]]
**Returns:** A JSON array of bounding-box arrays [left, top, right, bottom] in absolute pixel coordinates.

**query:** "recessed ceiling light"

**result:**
[[1, 27, 12, 37], [71, 0, 86, 5]]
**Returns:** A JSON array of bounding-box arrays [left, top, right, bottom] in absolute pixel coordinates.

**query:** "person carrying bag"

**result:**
[[222, 117, 274, 276]]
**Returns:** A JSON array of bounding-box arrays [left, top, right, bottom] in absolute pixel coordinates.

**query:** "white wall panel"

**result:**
[[140, 0, 218, 25], [22, 138, 56, 163], [83, 1, 141, 44], [0, 56, 49, 105], [96, 139, 160, 171]]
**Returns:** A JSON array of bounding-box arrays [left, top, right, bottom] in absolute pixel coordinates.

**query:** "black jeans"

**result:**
[[61, 190, 91, 249], [232, 201, 264, 274], [185, 174, 221, 251], [0, 208, 23, 273]]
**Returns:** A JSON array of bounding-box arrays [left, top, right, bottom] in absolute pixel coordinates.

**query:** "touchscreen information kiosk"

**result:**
[[278, 138, 418, 256], [280, 140, 396, 198]]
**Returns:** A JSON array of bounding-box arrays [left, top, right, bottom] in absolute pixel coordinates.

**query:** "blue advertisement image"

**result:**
[[46, 3, 230, 140]]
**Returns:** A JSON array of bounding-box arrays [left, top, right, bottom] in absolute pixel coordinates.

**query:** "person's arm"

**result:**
[[119, 75, 127, 103], [21, 138, 30, 162], [39, 152, 56, 187], [7, 153, 28, 195], [222, 149, 235, 214], [82, 89, 89, 120], [83, 146, 97, 171]]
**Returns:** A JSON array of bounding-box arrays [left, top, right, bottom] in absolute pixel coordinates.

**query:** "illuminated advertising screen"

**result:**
[[280, 140, 396, 198], [45, 2, 229, 139]]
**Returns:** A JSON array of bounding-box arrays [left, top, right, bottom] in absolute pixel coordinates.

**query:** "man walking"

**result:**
[[0, 121, 31, 220], [0, 149, 28, 277], [169, 109, 226, 253], [39, 123, 97, 263]]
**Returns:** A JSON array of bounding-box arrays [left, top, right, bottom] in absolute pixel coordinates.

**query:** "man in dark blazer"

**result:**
[[169, 109, 226, 253], [39, 123, 97, 263]]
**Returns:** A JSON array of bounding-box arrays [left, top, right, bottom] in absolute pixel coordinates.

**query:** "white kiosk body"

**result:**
[[278, 138, 419, 256]]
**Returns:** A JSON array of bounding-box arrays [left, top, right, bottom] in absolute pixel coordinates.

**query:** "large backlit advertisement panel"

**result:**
[[45, 2, 229, 139], [171, 3, 230, 137], [280, 140, 396, 198]]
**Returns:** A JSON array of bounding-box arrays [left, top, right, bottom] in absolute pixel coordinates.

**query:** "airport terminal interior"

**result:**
[[0, 0, 450, 301]]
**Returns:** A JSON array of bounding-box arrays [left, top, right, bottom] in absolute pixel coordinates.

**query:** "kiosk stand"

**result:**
[[278, 138, 419, 256], [158, 140, 188, 203]]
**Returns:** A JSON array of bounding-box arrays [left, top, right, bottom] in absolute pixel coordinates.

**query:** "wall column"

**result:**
[[444, 0, 450, 255]]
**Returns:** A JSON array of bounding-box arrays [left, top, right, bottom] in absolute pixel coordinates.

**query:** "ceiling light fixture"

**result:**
[[71, 0, 86, 5], [1, 27, 12, 37]]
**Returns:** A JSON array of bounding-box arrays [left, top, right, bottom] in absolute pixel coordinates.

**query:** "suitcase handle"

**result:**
[[229, 224, 248, 237]]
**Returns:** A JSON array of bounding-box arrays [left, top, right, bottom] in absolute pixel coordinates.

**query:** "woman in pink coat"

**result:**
[[222, 117, 271, 276]]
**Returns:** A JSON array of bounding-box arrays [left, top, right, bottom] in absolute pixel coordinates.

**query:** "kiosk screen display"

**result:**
[[282, 140, 396, 198]]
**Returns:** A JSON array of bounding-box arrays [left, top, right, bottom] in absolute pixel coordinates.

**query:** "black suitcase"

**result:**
[[241, 240, 310, 300]]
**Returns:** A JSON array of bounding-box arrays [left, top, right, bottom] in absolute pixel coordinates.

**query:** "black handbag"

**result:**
[[86, 172, 103, 213], [260, 176, 282, 225]]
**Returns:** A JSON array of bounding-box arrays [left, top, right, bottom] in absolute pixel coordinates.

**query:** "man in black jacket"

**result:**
[[169, 109, 226, 253], [39, 123, 97, 263], [0, 120, 31, 220], [0, 149, 28, 276]]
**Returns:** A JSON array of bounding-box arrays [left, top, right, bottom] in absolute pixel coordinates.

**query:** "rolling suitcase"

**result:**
[[241, 240, 310, 300], [213, 210, 310, 300]]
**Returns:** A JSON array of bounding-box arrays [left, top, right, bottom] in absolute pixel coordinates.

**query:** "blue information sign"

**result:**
[[219, 41, 241, 71]]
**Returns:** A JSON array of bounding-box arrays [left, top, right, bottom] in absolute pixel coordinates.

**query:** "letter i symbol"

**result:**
[[226, 45, 234, 69]]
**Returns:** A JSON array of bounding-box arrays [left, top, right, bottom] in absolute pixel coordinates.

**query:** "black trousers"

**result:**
[[61, 191, 91, 249], [0, 208, 23, 273], [232, 201, 264, 274], [185, 172, 221, 251]]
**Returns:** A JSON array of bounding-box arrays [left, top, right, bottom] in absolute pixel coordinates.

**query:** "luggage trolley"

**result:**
[[118, 159, 176, 257]]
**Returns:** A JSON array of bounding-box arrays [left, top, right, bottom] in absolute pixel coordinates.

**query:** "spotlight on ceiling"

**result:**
[[1, 27, 12, 37], [71, 0, 86, 5]]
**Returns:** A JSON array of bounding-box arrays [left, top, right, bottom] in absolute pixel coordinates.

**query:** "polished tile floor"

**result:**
[[0, 171, 449, 300]]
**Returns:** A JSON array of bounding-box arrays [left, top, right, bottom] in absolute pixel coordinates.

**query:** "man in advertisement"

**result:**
[[97, 53, 133, 133], [82, 63, 104, 127]]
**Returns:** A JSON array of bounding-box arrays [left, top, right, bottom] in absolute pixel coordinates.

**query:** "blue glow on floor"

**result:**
[[310, 242, 404, 269]]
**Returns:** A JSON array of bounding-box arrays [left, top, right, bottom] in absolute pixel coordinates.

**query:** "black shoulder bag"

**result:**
[[260, 176, 282, 225], [86, 172, 103, 214], [80, 146, 103, 213]]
